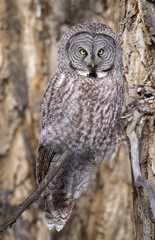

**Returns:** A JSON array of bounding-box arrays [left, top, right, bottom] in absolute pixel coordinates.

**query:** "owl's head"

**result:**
[[58, 23, 122, 78], [67, 33, 115, 78]]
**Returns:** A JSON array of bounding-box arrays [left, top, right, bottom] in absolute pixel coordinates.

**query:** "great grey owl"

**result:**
[[37, 23, 124, 231]]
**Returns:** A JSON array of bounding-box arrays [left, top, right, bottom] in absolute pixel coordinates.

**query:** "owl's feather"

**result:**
[[37, 146, 54, 183]]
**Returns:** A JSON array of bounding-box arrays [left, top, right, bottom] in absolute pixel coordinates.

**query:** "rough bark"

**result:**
[[0, 0, 144, 239], [0, 1, 53, 239], [119, 0, 155, 239]]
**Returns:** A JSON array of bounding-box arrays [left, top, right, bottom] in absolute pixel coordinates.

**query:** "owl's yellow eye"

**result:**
[[98, 49, 104, 55], [80, 49, 87, 55]]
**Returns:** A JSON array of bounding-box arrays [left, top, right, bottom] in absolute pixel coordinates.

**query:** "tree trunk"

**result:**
[[119, 0, 155, 239], [1, 0, 154, 240]]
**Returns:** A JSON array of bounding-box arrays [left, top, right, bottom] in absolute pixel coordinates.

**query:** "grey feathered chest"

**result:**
[[40, 70, 123, 161]]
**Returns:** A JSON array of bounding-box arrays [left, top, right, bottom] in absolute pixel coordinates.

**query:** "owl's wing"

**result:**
[[36, 145, 75, 232], [36, 145, 54, 184], [36, 74, 58, 184]]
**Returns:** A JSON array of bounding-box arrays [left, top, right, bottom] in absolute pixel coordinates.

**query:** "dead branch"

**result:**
[[0, 150, 70, 232], [126, 111, 155, 235]]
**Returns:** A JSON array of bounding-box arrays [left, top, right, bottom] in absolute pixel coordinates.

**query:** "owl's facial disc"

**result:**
[[68, 33, 116, 78]]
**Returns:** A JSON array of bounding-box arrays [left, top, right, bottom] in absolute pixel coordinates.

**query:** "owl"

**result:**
[[37, 23, 124, 231]]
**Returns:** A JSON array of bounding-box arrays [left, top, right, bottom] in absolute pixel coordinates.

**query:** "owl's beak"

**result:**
[[89, 59, 97, 78], [91, 60, 95, 70]]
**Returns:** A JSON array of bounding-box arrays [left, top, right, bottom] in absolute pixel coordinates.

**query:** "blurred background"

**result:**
[[2, 0, 155, 239]]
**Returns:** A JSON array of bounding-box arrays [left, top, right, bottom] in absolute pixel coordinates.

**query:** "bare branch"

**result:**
[[127, 111, 155, 221], [0, 150, 70, 232]]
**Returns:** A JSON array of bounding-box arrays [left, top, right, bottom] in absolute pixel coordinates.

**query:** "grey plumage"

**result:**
[[37, 23, 124, 231]]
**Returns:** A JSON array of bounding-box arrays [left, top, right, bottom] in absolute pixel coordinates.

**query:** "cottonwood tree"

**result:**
[[119, 0, 155, 239]]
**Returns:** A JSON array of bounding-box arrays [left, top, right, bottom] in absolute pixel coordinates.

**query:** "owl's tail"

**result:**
[[44, 192, 74, 231], [44, 152, 95, 231]]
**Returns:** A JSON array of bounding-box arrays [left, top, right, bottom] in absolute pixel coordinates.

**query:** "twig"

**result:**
[[126, 111, 155, 236], [0, 150, 70, 232]]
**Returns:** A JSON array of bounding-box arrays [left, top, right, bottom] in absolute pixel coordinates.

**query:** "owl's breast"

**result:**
[[40, 74, 123, 159]]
